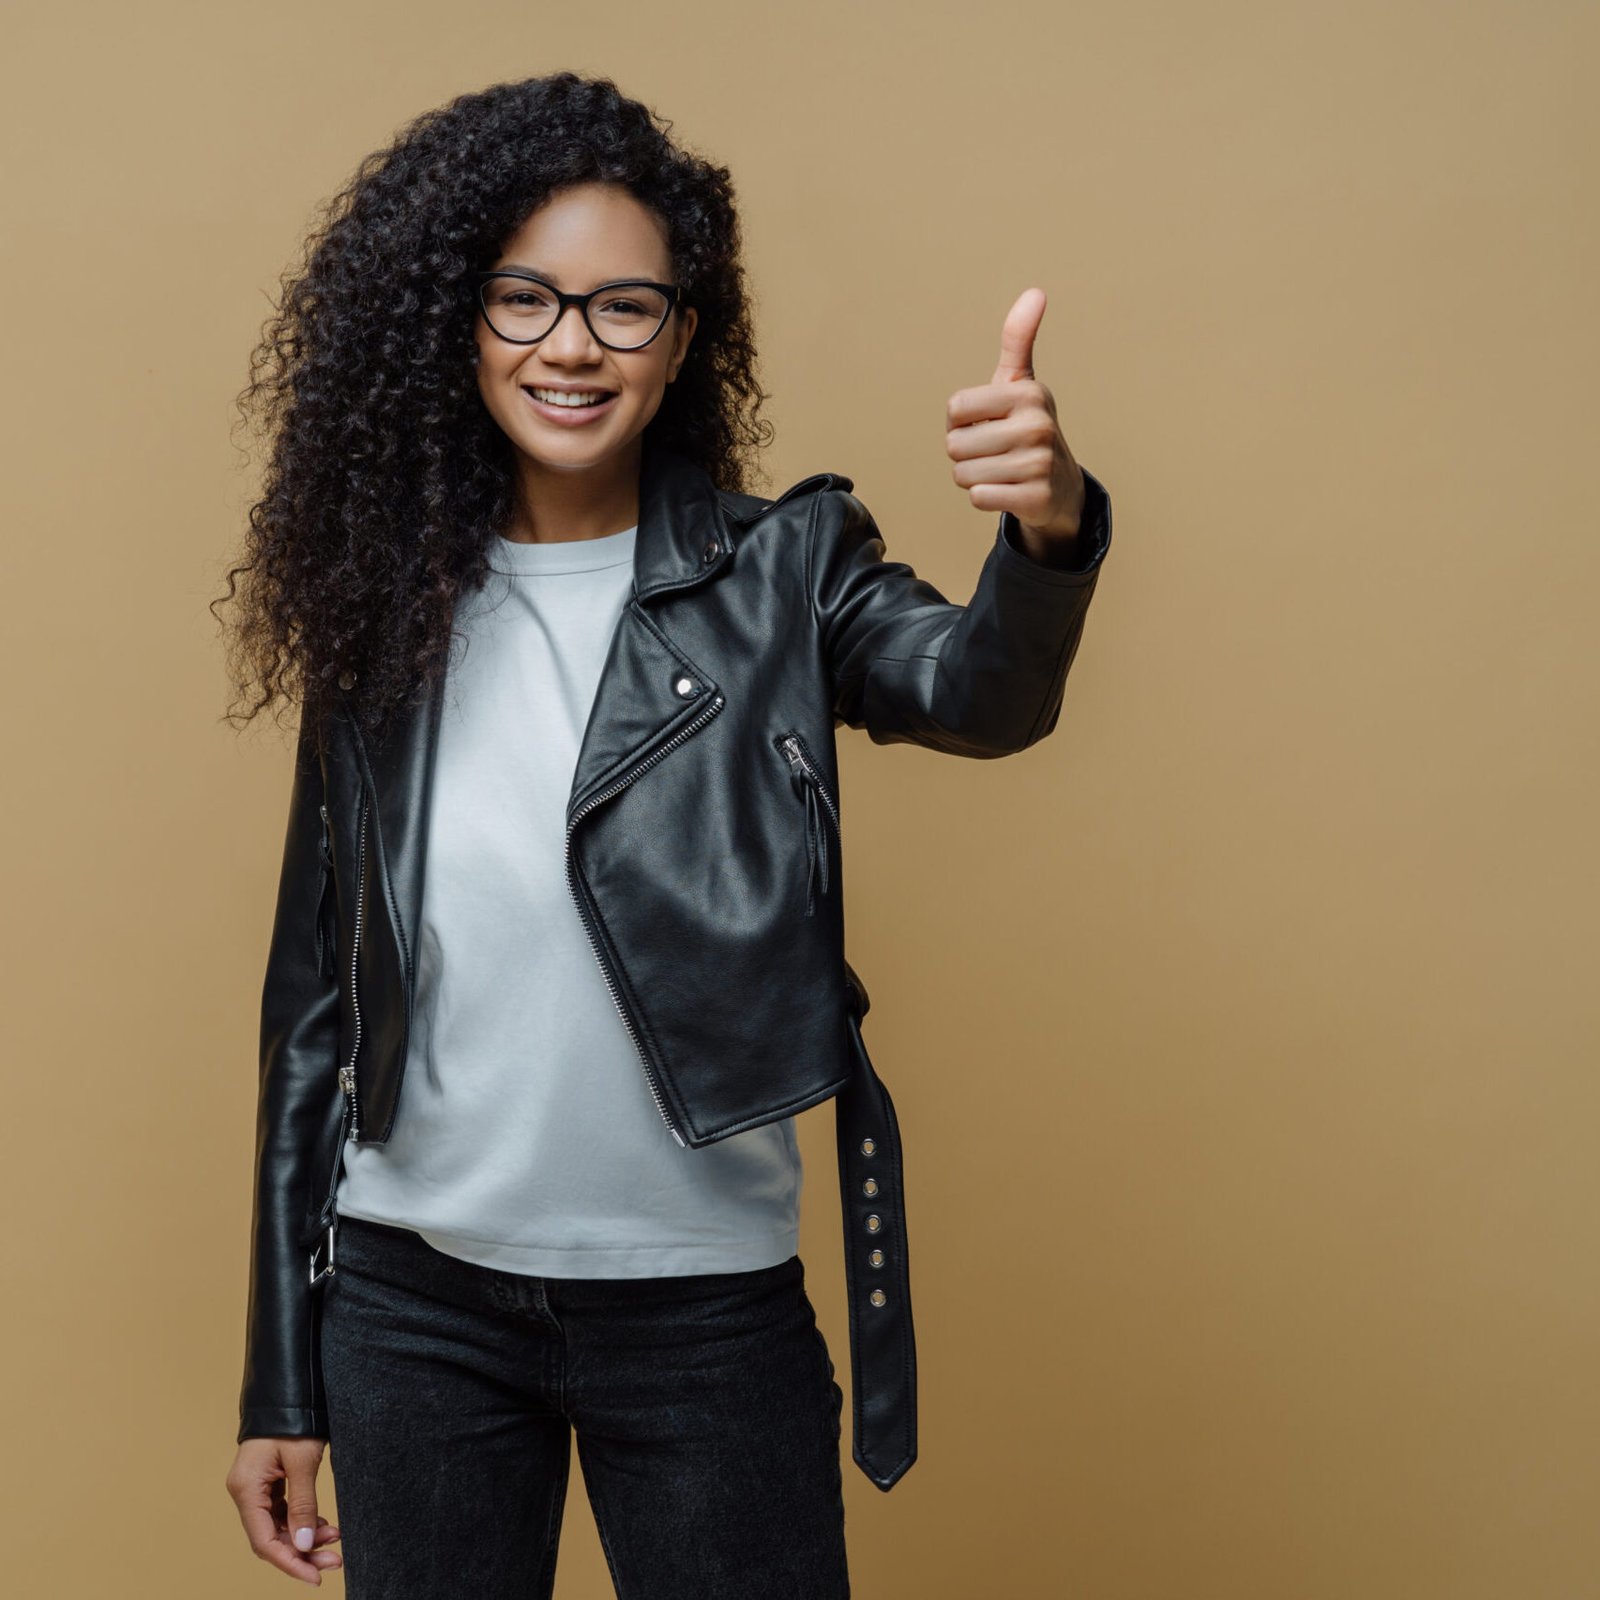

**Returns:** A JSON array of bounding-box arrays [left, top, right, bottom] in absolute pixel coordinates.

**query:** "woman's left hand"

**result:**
[[945, 288, 1092, 567]]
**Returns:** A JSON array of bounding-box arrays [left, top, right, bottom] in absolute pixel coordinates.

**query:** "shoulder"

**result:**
[[716, 470, 856, 530]]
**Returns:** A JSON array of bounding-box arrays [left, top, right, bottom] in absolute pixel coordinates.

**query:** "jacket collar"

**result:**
[[342, 436, 736, 982], [629, 435, 739, 600]]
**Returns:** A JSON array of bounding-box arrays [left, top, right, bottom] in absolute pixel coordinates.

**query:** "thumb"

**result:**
[[991, 287, 1046, 384], [283, 1450, 322, 1553]]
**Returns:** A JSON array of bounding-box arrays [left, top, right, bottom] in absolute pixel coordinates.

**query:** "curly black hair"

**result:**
[[212, 71, 775, 739]]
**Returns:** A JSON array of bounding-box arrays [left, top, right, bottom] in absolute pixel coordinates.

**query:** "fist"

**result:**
[[945, 288, 1090, 563]]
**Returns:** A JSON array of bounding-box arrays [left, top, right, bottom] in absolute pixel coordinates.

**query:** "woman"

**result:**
[[218, 70, 1112, 1597]]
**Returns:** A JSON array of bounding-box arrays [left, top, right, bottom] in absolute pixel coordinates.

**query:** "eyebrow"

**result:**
[[489, 265, 661, 290]]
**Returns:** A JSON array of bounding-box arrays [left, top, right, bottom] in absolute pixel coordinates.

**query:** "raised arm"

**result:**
[[810, 284, 1114, 757], [809, 466, 1112, 757]]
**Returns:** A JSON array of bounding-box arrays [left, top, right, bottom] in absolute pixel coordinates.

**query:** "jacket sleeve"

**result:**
[[237, 709, 340, 1443], [809, 466, 1113, 757]]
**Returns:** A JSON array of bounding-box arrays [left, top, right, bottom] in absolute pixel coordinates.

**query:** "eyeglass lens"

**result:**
[[479, 278, 671, 349]]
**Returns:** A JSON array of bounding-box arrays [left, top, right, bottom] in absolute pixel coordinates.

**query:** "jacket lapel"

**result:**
[[344, 437, 738, 983], [565, 440, 734, 815]]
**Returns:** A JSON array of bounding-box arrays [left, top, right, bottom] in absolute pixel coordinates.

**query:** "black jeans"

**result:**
[[320, 1214, 851, 1599]]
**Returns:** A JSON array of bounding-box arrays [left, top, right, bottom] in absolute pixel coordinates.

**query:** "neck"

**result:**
[[504, 436, 644, 544]]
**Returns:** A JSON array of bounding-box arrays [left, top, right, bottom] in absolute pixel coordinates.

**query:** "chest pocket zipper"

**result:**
[[775, 731, 841, 916]]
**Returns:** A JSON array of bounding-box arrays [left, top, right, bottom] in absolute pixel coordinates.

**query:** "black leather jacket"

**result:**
[[237, 436, 1113, 1491]]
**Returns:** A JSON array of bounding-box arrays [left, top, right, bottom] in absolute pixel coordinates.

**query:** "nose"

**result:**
[[540, 302, 605, 364]]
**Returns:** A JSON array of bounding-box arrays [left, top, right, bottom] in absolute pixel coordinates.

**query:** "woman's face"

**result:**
[[473, 182, 698, 479]]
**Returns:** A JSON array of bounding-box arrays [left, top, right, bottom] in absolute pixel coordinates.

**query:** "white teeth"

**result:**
[[528, 387, 611, 408]]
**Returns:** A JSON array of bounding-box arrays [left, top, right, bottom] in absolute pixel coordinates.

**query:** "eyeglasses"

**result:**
[[472, 270, 684, 351]]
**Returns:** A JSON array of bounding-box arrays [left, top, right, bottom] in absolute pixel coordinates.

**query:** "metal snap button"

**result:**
[[860, 1137, 876, 1157], [865, 1214, 881, 1234], [862, 1178, 879, 1197], [869, 1289, 887, 1307], [673, 675, 698, 697], [701, 540, 719, 563], [868, 1249, 885, 1268], [337, 668, 356, 691]]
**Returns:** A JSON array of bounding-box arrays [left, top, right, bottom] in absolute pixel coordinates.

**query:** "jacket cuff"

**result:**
[[995, 466, 1113, 584], [237, 1405, 329, 1445]]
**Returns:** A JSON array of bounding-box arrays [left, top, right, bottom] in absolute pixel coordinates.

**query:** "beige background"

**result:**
[[2, 1, 1595, 1595]]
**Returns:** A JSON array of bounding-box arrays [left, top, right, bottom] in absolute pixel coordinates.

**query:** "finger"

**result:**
[[965, 479, 1057, 524], [948, 377, 1052, 432], [235, 1490, 286, 1560], [946, 416, 1020, 463], [283, 1451, 324, 1558], [990, 287, 1046, 385], [306, 1516, 345, 1573], [950, 445, 1055, 491], [946, 405, 1056, 462], [234, 1458, 327, 1585], [307, 1515, 343, 1563]]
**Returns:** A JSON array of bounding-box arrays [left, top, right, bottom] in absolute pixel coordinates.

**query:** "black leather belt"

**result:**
[[835, 963, 918, 1489]]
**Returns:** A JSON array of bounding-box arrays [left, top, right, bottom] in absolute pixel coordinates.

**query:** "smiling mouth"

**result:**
[[522, 386, 617, 409]]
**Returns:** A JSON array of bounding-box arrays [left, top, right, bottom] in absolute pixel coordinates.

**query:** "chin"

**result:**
[[515, 432, 634, 473]]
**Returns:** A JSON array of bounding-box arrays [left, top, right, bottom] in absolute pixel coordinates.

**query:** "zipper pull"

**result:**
[[338, 1065, 360, 1140], [803, 783, 818, 915], [810, 783, 830, 897], [785, 739, 817, 913], [782, 736, 806, 796], [806, 782, 829, 902], [792, 741, 818, 913], [784, 736, 829, 914]]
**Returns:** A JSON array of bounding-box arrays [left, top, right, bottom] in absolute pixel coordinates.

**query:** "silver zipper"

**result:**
[[311, 796, 366, 1286], [780, 733, 841, 836], [564, 691, 726, 1148], [337, 793, 369, 1142], [779, 733, 840, 914]]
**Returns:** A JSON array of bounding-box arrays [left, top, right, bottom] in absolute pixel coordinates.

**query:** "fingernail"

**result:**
[[295, 1526, 315, 1551]]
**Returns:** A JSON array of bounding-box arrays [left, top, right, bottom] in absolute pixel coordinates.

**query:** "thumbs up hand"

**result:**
[[945, 288, 1091, 567]]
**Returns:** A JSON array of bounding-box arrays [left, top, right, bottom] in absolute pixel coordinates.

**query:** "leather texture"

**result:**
[[834, 962, 920, 1488], [237, 434, 1113, 1491]]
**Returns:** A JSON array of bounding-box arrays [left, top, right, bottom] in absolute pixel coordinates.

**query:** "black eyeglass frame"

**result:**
[[471, 269, 686, 350]]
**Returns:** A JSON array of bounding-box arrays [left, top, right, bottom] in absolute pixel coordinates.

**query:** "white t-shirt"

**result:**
[[335, 524, 803, 1276]]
